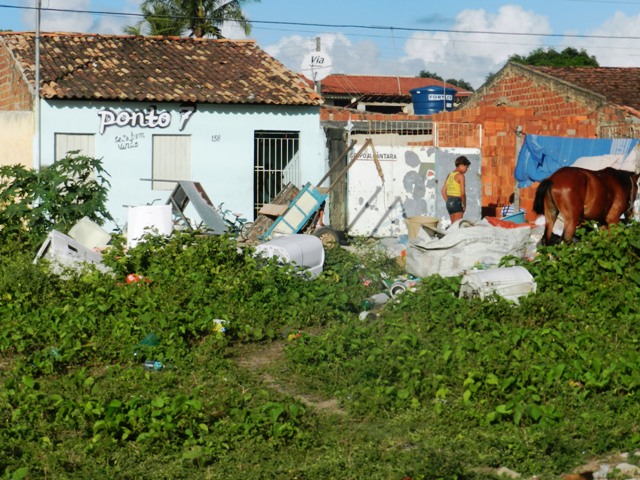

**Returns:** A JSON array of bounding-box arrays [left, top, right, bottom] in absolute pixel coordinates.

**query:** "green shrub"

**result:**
[[0, 151, 111, 248]]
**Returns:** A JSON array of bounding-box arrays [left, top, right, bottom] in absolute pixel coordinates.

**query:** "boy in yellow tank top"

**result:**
[[441, 156, 471, 223]]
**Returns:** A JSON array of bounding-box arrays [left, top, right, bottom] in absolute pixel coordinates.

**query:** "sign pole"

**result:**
[[35, 0, 42, 170], [314, 37, 321, 94]]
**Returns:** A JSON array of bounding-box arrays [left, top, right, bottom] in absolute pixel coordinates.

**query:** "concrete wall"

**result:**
[[0, 111, 33, 168], [346, 135, 480, 236], [321, 108, 482, 233], [38, 100, 324, 230]]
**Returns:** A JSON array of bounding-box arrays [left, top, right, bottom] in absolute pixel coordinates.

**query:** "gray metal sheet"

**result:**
[[166, 181, 228, 234]]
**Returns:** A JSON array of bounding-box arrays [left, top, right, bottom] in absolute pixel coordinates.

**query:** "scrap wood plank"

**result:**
[[258, 203, 289, 216], [244, 183, 300, 243]]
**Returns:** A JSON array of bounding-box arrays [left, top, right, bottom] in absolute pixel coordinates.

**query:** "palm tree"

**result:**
[[125, 0, 260, 38], [124, 1, 185, 36]]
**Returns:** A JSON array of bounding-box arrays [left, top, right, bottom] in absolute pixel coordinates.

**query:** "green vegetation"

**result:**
[[0, 151, 111, 248], [509, 47, 600, 67], [2, 159, 640, 478], [484, 46, 599, 86], [418, 70, 475, 92]]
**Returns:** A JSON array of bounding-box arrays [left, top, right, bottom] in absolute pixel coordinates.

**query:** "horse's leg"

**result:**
[[605, 207, 625, 226], [601, 172, 635, 226], [604, 183, 632, 225], [556, 191, 583, 243]]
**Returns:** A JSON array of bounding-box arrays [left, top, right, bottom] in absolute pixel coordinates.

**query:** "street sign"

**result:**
[[300, 51, 332, 82]]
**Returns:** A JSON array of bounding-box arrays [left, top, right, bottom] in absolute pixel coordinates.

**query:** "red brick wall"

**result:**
[[0, 46, 32, 110], [430, 106, 602, 221], [439, 68, 636, 221]]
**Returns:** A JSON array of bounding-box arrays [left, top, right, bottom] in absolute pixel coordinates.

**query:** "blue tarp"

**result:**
[[515, 135, 638, 187]]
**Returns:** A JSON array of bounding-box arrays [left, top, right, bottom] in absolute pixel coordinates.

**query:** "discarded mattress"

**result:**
[[254, 234, 325, 278], [459, 266, 536, 303]]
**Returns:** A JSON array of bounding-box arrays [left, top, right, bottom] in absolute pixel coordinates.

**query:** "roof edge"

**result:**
[[464, 61, 610, 110], [0, 31, 257, 45], [512, 62, 608, 104]]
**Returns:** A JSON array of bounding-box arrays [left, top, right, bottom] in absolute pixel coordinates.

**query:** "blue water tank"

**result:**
[[410, 86, 457, 115]]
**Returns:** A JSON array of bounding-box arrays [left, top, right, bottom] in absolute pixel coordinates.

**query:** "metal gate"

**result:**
[[253, 131, 300, 219]]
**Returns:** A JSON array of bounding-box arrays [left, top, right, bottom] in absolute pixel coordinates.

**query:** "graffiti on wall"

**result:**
[[114, 131, 145, 150], [347, 145, 437, 237], [97, 104, 196, 135]]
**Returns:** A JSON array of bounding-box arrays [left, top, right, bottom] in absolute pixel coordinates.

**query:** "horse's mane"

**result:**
[[601, 167, 637, 182]]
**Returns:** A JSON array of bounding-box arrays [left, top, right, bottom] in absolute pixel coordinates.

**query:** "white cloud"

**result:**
[[22, 0, 93, 33], [251, 5, 558, 90], [93, 13, 133, 34], [221, 21, 250, 40], [93, 0, 143, 34], [579, 12, 640, 67], [402, 5, 551, 88], [260, 32, 420, 79]]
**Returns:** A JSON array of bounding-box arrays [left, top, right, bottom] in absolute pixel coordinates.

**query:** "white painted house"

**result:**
[[0, 32, 324, 230]]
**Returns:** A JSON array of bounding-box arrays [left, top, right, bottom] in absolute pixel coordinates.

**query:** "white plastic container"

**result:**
[[254, 234, 325, 278], [68, 216, 111, 250], [459, 266, 536, 303], [34, 230, 112, 276], [127, 205, 173, 248]]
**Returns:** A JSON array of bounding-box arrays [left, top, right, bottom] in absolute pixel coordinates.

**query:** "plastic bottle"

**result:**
[[358, 311, 379, 321], [362, 292, 390, 310], [144, 360, 164, 371]]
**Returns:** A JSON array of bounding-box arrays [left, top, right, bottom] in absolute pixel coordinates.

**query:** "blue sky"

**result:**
[[2, 0, 639, 88]]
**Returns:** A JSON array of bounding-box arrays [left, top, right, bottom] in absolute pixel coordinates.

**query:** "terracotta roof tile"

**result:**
[[316, 74, 472, 99], [0, 32, 322, 106], [532, 66, 640, 111]]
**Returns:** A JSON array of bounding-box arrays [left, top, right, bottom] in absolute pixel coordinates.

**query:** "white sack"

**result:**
[[405, 222, 531, 278]]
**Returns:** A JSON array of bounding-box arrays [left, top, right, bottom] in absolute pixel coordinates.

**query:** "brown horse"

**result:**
[[533, 167, 639, 244]]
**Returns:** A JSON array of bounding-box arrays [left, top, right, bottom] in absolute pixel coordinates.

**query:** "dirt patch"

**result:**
[[234, 341, 346, 416], [235, 341, 285, 370]]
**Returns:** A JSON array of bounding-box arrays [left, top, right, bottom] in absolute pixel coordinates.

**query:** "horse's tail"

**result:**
[[533, 179, 553, 215]]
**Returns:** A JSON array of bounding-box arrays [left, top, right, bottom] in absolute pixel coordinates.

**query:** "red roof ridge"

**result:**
[[327, 73, 430, 78]]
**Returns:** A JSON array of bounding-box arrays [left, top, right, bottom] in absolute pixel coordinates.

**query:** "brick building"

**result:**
[[447, 62, 640, 219]]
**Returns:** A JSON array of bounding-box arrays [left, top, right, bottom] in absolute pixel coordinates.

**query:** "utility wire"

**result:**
[[1, 3, 640, 41]]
